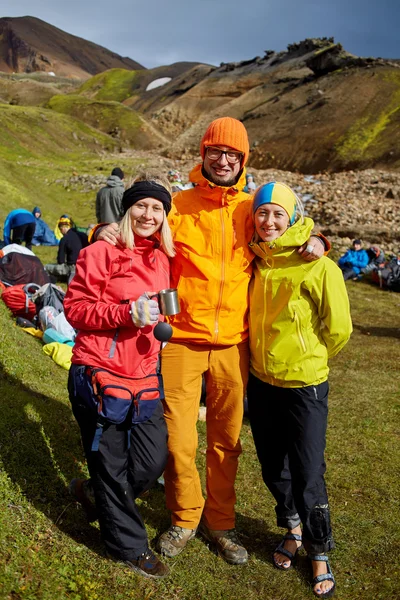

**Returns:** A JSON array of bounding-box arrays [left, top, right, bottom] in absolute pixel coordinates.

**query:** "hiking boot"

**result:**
[[157, 525, 197, 558], [125, 549, 169, 579], [68, 478, 98, 522], [199, 522, 248, 565]]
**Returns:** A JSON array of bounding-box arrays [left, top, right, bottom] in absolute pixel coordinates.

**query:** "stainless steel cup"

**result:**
[[157, 288, 180, 316]]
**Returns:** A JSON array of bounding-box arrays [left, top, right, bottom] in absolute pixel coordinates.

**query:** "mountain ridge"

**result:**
[[0, 18, 399, 173], [0, 16, 145, 78]]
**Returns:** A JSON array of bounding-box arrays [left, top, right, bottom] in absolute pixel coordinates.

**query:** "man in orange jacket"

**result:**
[[96, 118, 325, 564], [159, 117, 327, 565]]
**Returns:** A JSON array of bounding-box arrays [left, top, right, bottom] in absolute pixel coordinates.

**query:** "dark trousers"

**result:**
[[247, 373, 334, 554], [339, 265, 357, 280], [12, 222, 35, 250], [68, 368, 168, 560]]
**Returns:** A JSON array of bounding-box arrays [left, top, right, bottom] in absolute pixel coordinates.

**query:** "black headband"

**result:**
[[122, 181, 172, 215]]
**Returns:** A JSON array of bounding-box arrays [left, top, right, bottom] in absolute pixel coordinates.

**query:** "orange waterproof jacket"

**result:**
[[168, 164, 254, 345]]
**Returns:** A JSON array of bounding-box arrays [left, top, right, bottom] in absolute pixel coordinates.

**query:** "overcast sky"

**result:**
[[2, 0, 399, 68]]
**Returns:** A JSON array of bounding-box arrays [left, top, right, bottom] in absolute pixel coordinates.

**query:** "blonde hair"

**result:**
[[119, 171, 175, 257]]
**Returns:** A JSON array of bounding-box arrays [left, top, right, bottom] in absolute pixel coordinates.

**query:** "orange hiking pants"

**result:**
[[161, 341, 249, 530]]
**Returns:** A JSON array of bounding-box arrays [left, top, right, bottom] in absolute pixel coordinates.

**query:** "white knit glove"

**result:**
[[130, 294, 159, 328]]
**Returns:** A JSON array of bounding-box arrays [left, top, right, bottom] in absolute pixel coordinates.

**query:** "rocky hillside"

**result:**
[[47, 148, 399, 253], [0, 19, 399, 174], [0, 16, 144, 78], [50, 36, 399, 173], [150, 38, 400, 173], [252, 167, 400, 253]]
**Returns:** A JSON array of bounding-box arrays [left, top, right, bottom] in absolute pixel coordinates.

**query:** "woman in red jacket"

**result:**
[[64, 174, 174, 579]]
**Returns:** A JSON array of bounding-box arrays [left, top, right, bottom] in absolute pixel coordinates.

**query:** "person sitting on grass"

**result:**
[[338, 239, 369, 281], [44, 217, 83, 282], [31, 207, 59, 246], [361, 245, 386, 276], [247, 182, 352, 598]]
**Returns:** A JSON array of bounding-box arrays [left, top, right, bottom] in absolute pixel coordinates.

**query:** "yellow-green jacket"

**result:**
[[249, 218, 352, 388]]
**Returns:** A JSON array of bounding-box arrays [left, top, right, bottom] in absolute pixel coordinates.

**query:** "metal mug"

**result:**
[[157, 288, 180, 316]]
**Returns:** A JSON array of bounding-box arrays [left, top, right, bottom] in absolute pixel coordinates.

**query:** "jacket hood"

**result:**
[[106, 175, 124, 188], [32, 206, 41, 216], [189, 163, 247, 194], [249, 218, 314, 260]]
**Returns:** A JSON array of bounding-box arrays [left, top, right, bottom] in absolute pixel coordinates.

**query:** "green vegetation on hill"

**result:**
[[0, 280, 399, 599], [46, 94, 143, 144], [0, 72, 82, 108], [335, 76, 400, 164], [77, 68, 139, 102], [0, 104, 117, 162], [0, 103, 144, 229]]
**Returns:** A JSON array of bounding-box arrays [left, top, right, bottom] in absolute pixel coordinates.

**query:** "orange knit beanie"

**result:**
[[200, 117, 250, 167]]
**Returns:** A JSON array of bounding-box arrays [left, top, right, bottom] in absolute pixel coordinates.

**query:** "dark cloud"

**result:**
[[2, 0, 399, 68]]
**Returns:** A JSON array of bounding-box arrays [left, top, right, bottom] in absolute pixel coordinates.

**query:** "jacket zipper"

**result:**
[[108, 328, 119, 358], [262, 262, 272, 375], [294, 311, 307, 353], [213, 192, 227, 344]]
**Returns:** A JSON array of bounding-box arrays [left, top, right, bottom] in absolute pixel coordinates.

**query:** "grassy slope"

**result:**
[[0, 278, 399, 600], [46, 95, 143, 144], [0, 72, 81, 107], [0, 104, 145, 231], [77, 69, 139, 102]]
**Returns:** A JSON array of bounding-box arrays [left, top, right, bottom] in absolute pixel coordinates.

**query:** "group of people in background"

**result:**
[[2, 208, 92, 283], [338, 238, 399, 291], [338, 238, 385, 280]]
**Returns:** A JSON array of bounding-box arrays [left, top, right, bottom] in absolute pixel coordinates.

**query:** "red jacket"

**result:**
[[64, 238, 170, 378]]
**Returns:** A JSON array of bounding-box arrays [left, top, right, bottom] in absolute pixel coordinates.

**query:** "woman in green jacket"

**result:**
[[247, 182, 352, 599]]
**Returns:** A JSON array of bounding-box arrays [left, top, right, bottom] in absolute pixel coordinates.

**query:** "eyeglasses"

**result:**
[[205, 147, 243, 164]]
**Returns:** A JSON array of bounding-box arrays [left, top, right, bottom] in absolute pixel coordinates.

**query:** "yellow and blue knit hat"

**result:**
[[58, 216, 72, 229], [253, 181, 297, 225]]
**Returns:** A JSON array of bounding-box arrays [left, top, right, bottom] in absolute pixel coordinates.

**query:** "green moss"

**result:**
[[381, 70, 400, 86], [335, 88, 400, 160], [77, 68, 139, 102]]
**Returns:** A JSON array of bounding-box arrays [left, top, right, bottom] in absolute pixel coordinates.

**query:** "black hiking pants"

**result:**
[[68, 366, 168, 561], [12, 222, 35, 250], [247, 373, 334, 554], [339, 265, 358, 280]]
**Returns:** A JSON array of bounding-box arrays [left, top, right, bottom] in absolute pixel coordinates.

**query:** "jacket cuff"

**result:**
[[313, 233, 330, 254], [88, 223, 107, 243], [117, 303, 135, 326]]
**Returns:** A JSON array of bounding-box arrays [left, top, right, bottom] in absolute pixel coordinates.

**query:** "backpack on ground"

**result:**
[[372, 257, 400, 292], [32, 282, 66, 316], [384, 258, 400, 292], [1, 283, 41, 321]]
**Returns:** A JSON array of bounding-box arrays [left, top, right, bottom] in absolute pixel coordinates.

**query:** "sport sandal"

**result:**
[[273, 532, 303, 570], [308, 554, 336, 598]]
